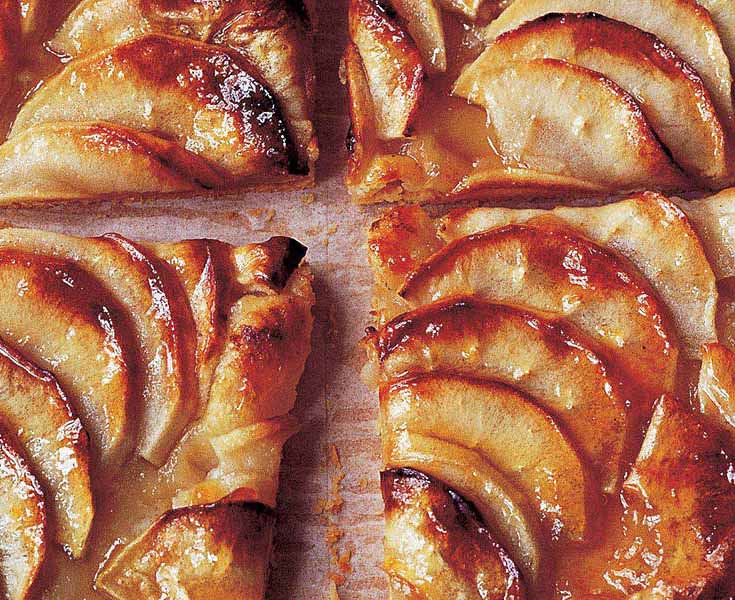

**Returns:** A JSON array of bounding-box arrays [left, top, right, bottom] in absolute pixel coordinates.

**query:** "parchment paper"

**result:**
[[1, 1, 386, 598]]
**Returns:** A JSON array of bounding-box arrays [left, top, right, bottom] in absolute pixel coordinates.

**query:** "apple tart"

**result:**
[[364, 189, 735, 598], [0, 228, 314, 599], [344, 0, 735, 203], [0, 1, 317, 203]]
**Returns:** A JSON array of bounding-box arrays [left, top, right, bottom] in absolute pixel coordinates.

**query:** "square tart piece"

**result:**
[[0, 228, 314, 599], [363, 189, 735, 598], [343, 0, 735, 203], [0, 1, 317, 204]]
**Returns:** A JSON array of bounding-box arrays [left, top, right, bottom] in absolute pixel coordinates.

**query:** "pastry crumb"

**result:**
[[301, 192, 316, 205], [327, 580, 341, 599], [265, 208, 276, 223]]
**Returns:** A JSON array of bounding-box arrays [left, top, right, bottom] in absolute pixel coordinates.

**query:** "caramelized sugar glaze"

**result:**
[[344, 0, 735, 203], [365, 192, 735, 599], [0, 1, 317, 202], [0, 231, 314, 599]]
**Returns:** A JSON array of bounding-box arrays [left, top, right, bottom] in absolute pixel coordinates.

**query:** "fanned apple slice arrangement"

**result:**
[[0, 229, 314, 599], [364, 189, 735, 598], [344, 0, 735, 203], [0, 0, 317, 203]]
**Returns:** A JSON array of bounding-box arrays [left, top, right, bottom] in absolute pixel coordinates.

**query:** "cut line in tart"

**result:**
[[344, 0, 735, 203], [0, 227, 313, 600], [0, 1, 317, 204], [365, 188, 735, 598]]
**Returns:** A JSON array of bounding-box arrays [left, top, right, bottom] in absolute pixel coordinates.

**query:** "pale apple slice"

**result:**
[[0, 121, 228, 203], [391, 0, 447, 73], [366, 298, 628, 491], [623, 395, 735, 596], [382, 468, 526, 599], [0, 229, 198, 466], [96, 496, 275, 599], [453, 58, 687, 190], [687, 0, 735, 80], [10, 34, 298, 179], [679, 188, 735, 279], [480, 0, 735, 130], [0, 428, 46, 600], [400, 223, 679, 402], [479, 13, 726, 181], [382, 374, 589, 541], [0, 250, 133, 466], [385, 430, 542, 582], [349, 0, 425, 139], [698, 343, 735, 448], [0, 340, 93, 558], [438, 192, 717, 361]]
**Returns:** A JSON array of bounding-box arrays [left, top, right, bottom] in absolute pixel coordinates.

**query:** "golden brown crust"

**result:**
[[382, 468, 526, 600]]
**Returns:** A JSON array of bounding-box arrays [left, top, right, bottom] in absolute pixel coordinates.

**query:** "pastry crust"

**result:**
[[344, 0, 735, 203], [0, 1, 316, 204], [0, 228, 313, 599], [365, 189, 735, 597]]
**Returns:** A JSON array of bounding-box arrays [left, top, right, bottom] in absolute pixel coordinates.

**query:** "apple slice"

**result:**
[[385, 430, 542, 582], [96, 496, 275, 599], [478, 13, 726, 181], [438, 192, 717, 361], [349, 0, 425, 139], [400, 222, 679, 402], [0, 229, 198, 466], [698, 0, 735, 80], [453, 58, 687, 190], [480, 0, 734, 130], [390, 0, 447, 73], [0, 428, 46, 600], [0, 121, 228, 203], [10, 34, 298, 179], [698, 343, 735, 448], [366, 298, 628, 491], [382, 468, 526, 599], [382, 374, 590, 541], [623, 395, 735, 596], [0, 250, 133, 466], [0, 340, 93, 558], [680, 188, 735, 280], [437, 0, 483, 18]]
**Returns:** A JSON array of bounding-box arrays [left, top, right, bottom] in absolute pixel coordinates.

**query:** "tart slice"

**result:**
[[344, 0, 735, 203], [364, 189, 735, 598], [0, 228, 313, 599], [0, 0, 316, 204]]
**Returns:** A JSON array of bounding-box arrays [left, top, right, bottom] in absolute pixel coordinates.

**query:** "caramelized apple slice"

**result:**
[[349, 0, 425, 139], [11, 34, 298, 178], [0, 251, 133, 466], [0, 428, 46, 600], [698, 343, 735, 448], [386, 430, 542, 581], [0, 229, 198, 465], [439, 192, 717, 360], [382, 468, 526, 599], [367, 298, 628, 491], [382, 374, 589, 541], [400, 223, 679, 401], [623, 395, 735, 596], [437, 0, 483, 18], [454, 58, 687, 190], [95, 497, 275, 600], [481, 0, 735, 130], [0, 341, 93, 558], [0, 121, 228, 203], [481, 13, 726, 181], [51, 0, 316, 168], [391, 0, 447, 73]]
